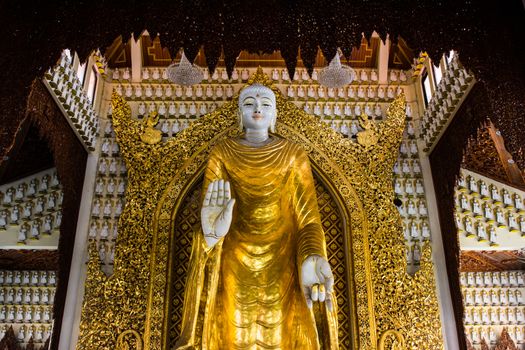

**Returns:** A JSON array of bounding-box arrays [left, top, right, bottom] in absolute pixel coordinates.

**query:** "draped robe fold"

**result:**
[[175, 137, 338, 350]]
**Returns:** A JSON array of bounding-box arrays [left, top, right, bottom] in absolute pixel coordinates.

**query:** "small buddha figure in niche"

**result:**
[[303, 103, 311, 114], [517, 308, 524, 323], [496, 208, 506, 226], [367, 86, 375, 99], [418, 200, 428, 216], [482, 308, 490, 324], [489, 226, 497, 244], [472, 199, 482, 217], [459, 194, 470, 212], [491, 185, 502, 203], [199, 103, 207, 116], [3, 188, 13, 206], [215, 86, 224, 99], [468, 176, 479, 193], [18, 223, 28, 244], [337, 87, 345, 98], [0, 210, 8, 229], [31, 219, 41, 239], [357, 86, 365, 99], [517, 272, 524, 286], [185, 86, 193, 98], [377, 86, 385, 99], [155, 86, 163, 99], [205, 85, 213, 99], [340, 121, 348, 135], [307, 86, 315, 98], [348, 86, 355, 99], [394, 179, 403, 195], [317, 85, 326, 99], [473, 308, 482, 325], [22, 271, 30, 285], [323, 103, 332, 116], [297, 86, 305, 99], [334, 104, 342, 117], [232, 69, 239, 81], [176, 84, 338, 349], [271, 68, 279, 81], [27, 179, 37, 197], [503, 189, 513, 207], [43, 214, 53, 234], [374, 104, 382, 117], [465, 290, 473, 305], [88, 221, 98, 238], [464, 217, 473, 235], [508, 214, 518, 229], [501, 271, 509, 286], [475, 272, 484, 286], [15, 184, 25, 201], [415, 179, 424, 195], [17, 324, 25, 341], [402, 159, 411, 176], [483, 204, 494, 222], [464, 310, 473, 324], [241, 68, 250, 80], [412, 243, 421, 263], [407, 200, 417, 216], [479, 181, 489, 198], [482, 290, 491, 305]]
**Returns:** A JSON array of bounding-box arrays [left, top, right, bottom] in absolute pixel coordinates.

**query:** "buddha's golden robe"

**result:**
[[176, 137, 338, 350]]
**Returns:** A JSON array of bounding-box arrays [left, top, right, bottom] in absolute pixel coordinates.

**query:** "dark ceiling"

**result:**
[[0, 0, 524, 170]]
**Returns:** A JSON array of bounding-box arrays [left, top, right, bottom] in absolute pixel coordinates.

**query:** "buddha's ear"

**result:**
[[238, 108, 244, 132], [270, 111, 277, 133]]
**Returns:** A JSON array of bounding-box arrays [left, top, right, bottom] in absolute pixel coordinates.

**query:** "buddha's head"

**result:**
[[238, 84, 277, 132]]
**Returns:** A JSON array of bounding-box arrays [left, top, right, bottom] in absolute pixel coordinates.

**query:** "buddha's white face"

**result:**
[[240, 91, 276, 131]]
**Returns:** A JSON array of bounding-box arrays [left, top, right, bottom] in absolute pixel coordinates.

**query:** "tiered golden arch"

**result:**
[[78, 70, 443, 350]]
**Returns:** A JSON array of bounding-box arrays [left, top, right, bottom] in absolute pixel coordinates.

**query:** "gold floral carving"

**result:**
[[77, 69, 443, 349]]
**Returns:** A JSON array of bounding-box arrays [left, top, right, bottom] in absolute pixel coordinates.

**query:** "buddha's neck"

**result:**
[[244, 128, 269, 145]]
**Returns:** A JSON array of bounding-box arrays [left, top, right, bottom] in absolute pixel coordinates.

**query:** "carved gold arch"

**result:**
[[77, 69, 443, 350], [154, 126, 362, 349]]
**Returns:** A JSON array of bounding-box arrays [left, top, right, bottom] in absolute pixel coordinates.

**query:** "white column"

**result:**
[[419, 152, 460, 350], [57, 151, 99, 350], [131, 32, 143, 83], [377, 35, 390, 84]]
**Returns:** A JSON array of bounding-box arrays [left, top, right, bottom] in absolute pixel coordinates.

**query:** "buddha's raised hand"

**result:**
[[201, 179, 235, 247], [301, 255, 335, 311]]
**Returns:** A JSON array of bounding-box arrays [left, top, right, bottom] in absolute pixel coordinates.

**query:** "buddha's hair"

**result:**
[[238, 84, 276, 108]]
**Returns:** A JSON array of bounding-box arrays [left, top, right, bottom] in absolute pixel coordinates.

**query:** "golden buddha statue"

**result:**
[[140, 111, 162, 145], [175, 84, 338, 349]]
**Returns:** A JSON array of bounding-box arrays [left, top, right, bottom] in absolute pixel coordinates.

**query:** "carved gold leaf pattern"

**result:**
[[77, 69, 443, 350]]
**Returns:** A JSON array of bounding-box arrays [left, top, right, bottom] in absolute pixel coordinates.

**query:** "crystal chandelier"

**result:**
[[167, 51, 203, 86], [318, 51, 356, 88]]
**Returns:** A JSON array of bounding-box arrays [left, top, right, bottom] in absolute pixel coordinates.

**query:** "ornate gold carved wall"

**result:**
[[77, 70, 443, 350]]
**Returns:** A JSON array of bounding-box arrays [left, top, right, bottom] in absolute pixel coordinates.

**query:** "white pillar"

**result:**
[[57, 151, 99, 350], [131, 32, 143, 83], [378, 35, 390, 84], [419, 152, 460, 350]]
